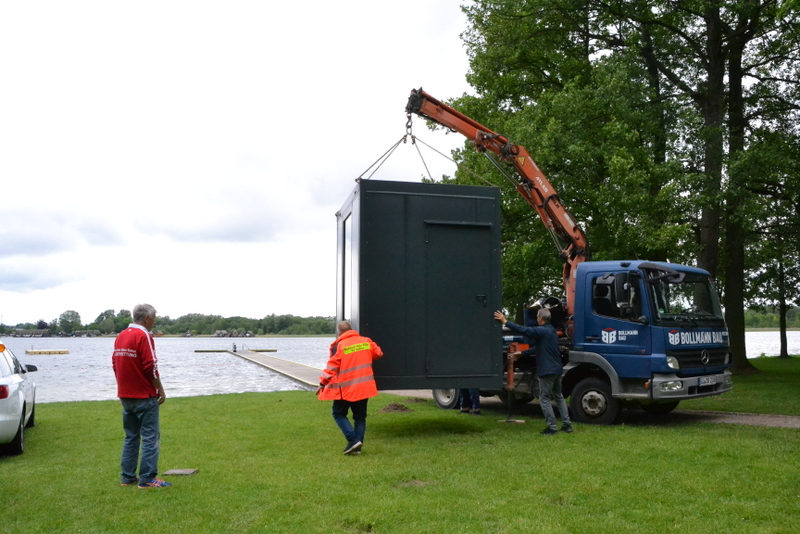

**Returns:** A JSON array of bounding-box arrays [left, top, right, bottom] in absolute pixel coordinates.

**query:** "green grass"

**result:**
[[2, 376, 800, 534], [681, 355, 800, 415]]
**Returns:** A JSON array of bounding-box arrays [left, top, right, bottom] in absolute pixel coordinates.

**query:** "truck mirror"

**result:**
[[637, 315, 649, 325]]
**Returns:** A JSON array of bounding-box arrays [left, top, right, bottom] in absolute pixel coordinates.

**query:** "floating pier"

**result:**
[[232, 350, 320, 389], [25, 349, 69, 354], [194, 348, 277, 353]]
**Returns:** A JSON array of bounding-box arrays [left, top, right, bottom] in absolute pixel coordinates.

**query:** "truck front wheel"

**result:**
[[432, 389, 460, 410], [569, 378, 620, 425]]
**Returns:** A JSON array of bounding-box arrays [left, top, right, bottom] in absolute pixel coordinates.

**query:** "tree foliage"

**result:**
[[437, 0, 800, 371]]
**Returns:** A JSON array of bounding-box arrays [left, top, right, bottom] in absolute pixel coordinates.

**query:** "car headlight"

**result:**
[[666, 356, 680, 370]]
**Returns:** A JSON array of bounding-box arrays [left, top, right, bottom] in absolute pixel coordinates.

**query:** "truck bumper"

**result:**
[[650, 370, 733, 400]]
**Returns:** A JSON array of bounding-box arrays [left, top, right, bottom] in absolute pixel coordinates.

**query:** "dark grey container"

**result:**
[[335, 179, 503, 390]]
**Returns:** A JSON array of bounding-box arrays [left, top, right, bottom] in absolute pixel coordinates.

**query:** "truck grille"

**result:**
[[667, 348, 728, 369]]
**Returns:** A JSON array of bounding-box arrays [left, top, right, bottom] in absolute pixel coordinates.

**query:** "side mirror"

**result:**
[[25, 364, 38, 373], [637, 316, 649, 326]]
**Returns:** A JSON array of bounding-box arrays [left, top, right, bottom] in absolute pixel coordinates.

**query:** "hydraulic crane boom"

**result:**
[[405, 88, 590, 315]]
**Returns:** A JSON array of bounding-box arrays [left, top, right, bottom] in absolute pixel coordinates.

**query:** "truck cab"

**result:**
[[563, 260, 733, 423]]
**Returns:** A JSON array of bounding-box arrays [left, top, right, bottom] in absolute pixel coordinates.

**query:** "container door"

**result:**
[[424, 221, 495, 378]]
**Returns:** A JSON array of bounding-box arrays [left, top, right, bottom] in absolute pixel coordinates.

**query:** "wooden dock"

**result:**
[[232, 350, 321, 389], [26, 349, 69, 354]]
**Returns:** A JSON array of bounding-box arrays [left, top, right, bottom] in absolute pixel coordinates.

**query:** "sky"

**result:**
[[0, 1, 474, 326]]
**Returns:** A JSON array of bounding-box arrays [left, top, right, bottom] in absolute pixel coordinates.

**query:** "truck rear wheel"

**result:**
[[432, 389, 460, 410], [569, 378, 620, 425]]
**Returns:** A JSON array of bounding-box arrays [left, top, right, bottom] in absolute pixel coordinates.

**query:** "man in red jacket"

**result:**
[[112, 303, 171, 488], [317, 321, 383, 455]]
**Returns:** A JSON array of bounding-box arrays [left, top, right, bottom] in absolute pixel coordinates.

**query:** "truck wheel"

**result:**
[[569, 378, 620, 425], [641, 401, 680, 415], [432, 389, 460, 410]]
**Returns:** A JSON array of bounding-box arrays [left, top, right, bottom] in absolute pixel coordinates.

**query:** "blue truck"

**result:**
[[407, 89, 733, 423]]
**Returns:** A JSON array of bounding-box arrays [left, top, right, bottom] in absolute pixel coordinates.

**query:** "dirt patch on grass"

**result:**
[[380, 402, 413, 413]]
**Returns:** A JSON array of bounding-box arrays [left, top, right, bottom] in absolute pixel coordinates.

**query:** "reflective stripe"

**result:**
[[343, 342, 370, 354], [333, 374, 375, 390], [338, 362, 373, 376]]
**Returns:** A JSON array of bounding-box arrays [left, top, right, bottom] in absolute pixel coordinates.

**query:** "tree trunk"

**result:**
[[723, 9, 758, 373], [779, 256, 789, 358], [724, 221, 755, 372]]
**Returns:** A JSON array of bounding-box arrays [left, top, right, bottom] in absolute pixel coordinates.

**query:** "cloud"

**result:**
[[0, 0, 471, 325]]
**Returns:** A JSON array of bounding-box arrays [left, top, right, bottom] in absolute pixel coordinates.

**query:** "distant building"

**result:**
[[12, 329, 51, 337]]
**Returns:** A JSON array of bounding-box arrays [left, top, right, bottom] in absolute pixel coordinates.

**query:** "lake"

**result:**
[[2, 336, 333, 404], [3, 331, 798, 403]]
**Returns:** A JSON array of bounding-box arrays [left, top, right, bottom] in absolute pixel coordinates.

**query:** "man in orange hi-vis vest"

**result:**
[[316, 321, 384, 455]]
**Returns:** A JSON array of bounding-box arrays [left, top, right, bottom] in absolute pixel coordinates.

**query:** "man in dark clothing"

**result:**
[[494, 308, 572, 434]]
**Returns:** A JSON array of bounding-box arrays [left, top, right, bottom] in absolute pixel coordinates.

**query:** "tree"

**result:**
[[58, 310, 82, 335], [114, 310, 132, 333], [94, 309, 116, 324]]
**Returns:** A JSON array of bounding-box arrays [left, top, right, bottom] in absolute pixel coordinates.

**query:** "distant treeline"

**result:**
[[2, 310, 335, 337], [153, 313, 336, 336], [744, 307, 799, 329], [2, 307, 795, 337]]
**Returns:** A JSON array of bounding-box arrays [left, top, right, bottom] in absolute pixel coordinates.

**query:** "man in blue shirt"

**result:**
[[494, 308, 573, 435]]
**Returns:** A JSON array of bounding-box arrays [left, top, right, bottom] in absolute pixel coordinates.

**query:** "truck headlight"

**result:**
[[725, 352, 732, 365], [666, 356, 680, 370], [660, 380, 683, 392]]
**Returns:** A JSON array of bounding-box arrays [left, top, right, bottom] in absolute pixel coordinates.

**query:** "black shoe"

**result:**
[[561, 424, 573, 433], [540, 428, 558, 435], [343, 441, 363, 455]]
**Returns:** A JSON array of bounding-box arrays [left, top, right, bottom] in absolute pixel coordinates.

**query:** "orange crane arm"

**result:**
[[406, 88, 590, 314]]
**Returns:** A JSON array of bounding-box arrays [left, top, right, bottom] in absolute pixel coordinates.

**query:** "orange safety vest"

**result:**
[[318, 330, 383, 401]]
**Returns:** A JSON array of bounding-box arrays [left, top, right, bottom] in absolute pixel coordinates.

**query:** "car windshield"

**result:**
[[645, 268, 725, 327]]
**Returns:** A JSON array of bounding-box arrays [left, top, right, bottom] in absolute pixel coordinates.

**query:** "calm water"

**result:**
[[2, 336, 333, 404], [3, 331, 798, 403]]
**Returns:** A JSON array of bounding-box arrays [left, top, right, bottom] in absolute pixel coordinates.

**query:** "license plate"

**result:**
[[699, 376, 717, 386]]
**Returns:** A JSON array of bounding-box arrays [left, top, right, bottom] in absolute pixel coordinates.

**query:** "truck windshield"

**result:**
[[644, 269, 725, 327]]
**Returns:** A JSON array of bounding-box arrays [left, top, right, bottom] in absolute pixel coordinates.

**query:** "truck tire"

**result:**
[[641, 401, 680, 415], [432, 389, 460, 410], [569, 378, 620, 425]]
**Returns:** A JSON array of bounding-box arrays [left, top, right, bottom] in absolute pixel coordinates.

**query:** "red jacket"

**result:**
[[112, 324, 160, 398], [318, 330, 383, 401]]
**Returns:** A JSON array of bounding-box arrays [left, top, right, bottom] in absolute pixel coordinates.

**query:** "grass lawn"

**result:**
[[681, 355, 800, 415], [3, 359, 800, 534]]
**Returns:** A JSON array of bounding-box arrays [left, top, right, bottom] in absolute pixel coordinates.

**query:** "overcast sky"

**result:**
[[0, 1, 473, 326]]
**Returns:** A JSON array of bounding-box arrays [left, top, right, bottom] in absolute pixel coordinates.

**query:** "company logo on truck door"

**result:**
[[602, 328, 639, 343], [668, 330, 726, 346]]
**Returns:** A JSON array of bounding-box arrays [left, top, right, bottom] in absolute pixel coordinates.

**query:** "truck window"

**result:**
[[592, 275, 641, 321]]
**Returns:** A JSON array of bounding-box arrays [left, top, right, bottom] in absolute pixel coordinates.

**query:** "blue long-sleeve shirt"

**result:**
[[505, 321, 563, 377]]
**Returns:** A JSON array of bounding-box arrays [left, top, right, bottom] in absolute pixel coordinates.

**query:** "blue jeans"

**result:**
[[459, 388, 480, 411], [332, 399, 368, 444], [120, 397, 161, 484], [539, 374, 571, 431]]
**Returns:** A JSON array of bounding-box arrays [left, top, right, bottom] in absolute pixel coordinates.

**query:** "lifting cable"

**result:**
[[357, 113, 498, 188]]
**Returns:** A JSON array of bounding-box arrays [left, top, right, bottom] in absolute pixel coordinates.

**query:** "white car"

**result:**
[[0, 342, 37, 455]]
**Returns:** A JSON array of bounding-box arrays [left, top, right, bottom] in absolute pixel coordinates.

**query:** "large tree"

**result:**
[[58, 310, 82, 335]]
